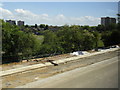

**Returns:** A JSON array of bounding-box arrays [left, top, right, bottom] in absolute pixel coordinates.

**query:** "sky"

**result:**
[[0, 1, 119, 26]]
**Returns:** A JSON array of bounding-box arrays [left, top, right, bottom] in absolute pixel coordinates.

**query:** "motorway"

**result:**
[[17, 56, 118, 88]]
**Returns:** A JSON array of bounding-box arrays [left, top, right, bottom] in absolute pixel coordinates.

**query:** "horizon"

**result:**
[[0, 2, 119, 26]]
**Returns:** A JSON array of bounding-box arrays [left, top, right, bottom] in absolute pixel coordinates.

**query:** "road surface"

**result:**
[[17, 56, 118, 88]]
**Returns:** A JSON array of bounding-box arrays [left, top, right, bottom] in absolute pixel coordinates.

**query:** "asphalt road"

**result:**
[[17, 56, 118, 88]]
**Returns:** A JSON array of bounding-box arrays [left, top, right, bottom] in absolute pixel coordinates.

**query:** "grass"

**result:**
[[35, 35, 44, 45]]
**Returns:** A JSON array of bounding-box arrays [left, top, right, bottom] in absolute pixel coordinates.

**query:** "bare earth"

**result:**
[[17, 56, 118, 88], [1, 54, 74, 71], [1, 49, 119, 88]]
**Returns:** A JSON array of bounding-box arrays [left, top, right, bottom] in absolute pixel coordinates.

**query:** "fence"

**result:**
[[1, 53, 61, 64]]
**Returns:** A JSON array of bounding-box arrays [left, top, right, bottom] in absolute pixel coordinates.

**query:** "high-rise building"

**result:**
[[118, 1, 120, 23], [6, 20, 16, 25], [101, 17, 116, 26], [17, 20, 24, 26]]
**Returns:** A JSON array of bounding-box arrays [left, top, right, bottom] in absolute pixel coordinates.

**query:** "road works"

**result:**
[[1, 48, 119, 88]]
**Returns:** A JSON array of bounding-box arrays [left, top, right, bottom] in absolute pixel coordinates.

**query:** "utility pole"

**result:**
[[118, 1, 120, 23]]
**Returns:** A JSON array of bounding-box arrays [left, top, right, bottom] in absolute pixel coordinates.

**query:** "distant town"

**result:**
[[6, 20, 24, 26], [3, 16, 117, 36], [5, 16, 117, 27]]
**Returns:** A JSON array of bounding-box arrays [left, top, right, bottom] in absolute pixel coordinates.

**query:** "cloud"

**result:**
[[69, 16, 100, 25], [42, 14, 48, 17], [15, 9, 37, 17], [0, 7, 14, 19], [0, 8, 100, 26]]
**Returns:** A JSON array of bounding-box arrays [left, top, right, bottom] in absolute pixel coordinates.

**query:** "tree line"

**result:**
[[1, 19, 120, 64]]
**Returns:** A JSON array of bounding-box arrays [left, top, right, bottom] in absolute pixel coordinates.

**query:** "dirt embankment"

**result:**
[[1, 54, 74, 71], [2, 49, 119, 88]]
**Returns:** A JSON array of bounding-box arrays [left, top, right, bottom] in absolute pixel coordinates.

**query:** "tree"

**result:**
[[93, 31, 101, 51], [110, 30, 120, 45], [96, 25, 105, 32], [35, 24, 37, 28], [2, 20, 41, 63], [101, 31, 112, 47], [39, 24, 46, 28], [82, 30, 95, 50], [39, 30, 63, 55], [44, 25, 48, 30]]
